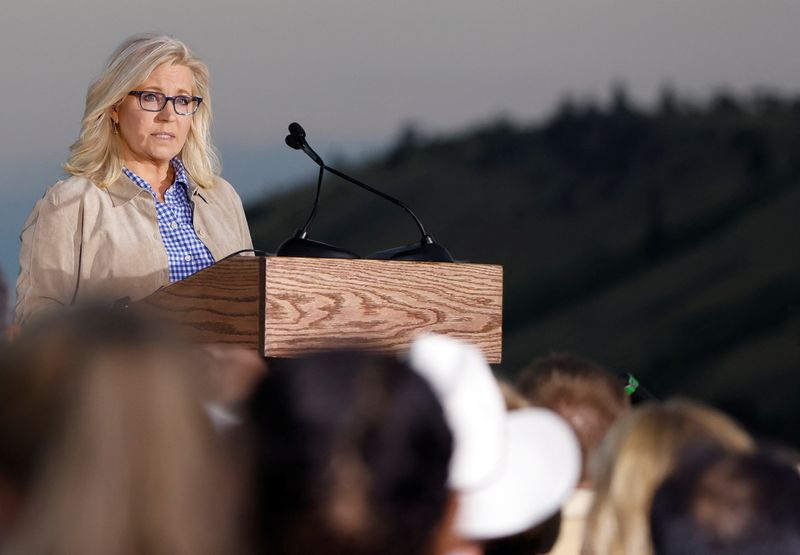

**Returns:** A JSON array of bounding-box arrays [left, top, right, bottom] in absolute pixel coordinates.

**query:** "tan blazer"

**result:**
[[16, 174, 253, 326]]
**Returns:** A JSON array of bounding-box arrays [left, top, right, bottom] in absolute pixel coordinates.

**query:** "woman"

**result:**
[[15, 34, 252, 326], [581, 399, 754, 555]]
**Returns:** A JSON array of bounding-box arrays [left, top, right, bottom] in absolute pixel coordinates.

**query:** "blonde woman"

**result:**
[[16, 34, 252, 326], [581, 399, 754, 555]]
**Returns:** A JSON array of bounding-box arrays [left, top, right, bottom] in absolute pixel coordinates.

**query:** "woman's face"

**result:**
[[111, 63, 195, 168]]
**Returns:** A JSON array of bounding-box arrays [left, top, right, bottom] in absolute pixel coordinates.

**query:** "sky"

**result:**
[[0, 0, 799, 294]]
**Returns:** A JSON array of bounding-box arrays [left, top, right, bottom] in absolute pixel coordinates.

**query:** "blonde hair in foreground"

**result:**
[[3, 308, 238, 554], [64, 34, 220, 188], [581, 399, 754, 555]]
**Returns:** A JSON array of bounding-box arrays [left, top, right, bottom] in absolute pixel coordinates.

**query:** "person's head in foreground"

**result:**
[[246, 350, 454, 555], [650, 448, 800, 555], [517, 352, 630, 488], [515, 354, 630, 555], [0, 306, 237, 554], [582, 399, 754, 555]]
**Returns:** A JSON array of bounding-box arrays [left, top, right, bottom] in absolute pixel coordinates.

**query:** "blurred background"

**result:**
[[1, 1, 798, 440]]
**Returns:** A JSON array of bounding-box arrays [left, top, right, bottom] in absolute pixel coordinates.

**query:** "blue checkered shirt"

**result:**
[[122, 158, 215, 282]]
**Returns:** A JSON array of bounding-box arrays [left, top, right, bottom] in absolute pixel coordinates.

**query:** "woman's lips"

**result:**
[[151, 132, 175, 140]]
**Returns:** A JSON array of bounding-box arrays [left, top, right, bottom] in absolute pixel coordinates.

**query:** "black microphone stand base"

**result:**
[[275, 236, 360, 259], [368, 240, 454, 262]]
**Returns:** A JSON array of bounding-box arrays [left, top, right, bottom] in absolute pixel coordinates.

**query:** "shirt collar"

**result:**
[[170, 157, 209, 204], [109, 158, 209, 206], [170, 157, 189, 189]]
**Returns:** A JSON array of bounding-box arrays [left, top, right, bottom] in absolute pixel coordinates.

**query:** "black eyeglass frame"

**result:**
[[128, 90, 203, 115]]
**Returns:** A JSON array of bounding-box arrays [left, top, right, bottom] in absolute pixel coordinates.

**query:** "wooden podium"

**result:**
[[141, 255, 503, 363]]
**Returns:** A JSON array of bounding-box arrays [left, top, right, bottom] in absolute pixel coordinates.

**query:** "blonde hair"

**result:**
[[497, 379, 530, 411], [64, 34, 220, 188], [3, 308, 241, 554], [582, 399, 754, 555]]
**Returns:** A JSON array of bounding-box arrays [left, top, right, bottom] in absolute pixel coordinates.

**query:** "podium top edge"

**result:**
[[229, 254, 502, 270]]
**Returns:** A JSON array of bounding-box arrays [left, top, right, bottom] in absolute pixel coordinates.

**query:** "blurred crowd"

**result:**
[[0, 304, 798, 555]]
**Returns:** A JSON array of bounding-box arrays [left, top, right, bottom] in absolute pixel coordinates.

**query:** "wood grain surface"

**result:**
[[264, 257, 503, 362], [142, 256, 264, 350], [139, 256, 503, 362]]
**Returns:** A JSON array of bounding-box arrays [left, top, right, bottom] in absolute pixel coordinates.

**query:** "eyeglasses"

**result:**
[[128, 91, 203, 116]]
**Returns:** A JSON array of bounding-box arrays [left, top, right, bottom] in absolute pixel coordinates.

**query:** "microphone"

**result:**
[[277, 122, 453, 262], [287, 121, 304, 140], [278, 124, 356, 258], [285, 133, 302, 150], [285, 122, 323, 166]]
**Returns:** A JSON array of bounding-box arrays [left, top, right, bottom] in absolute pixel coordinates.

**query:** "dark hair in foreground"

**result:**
[[650, 449, 800, 555], [247, 351, 453, 555]]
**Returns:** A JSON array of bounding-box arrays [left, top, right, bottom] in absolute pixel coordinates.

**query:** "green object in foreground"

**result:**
[[625, 374, 640, 396]]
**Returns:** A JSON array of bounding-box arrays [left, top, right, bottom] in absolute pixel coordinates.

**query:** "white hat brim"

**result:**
[[456, 408, 581, 540]]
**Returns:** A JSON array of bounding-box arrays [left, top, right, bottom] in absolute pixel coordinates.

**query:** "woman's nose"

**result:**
[[156, 102, 177, 121]]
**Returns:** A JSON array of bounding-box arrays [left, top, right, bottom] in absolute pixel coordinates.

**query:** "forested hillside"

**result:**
[[247, 91, 800, 443]]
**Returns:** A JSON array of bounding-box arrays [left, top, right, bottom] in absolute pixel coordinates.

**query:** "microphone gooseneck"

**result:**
[[284, 122, 324, 237], [277, 122, 453, 262], [284, 122, 428, 238], [296, 164, 324, 238]]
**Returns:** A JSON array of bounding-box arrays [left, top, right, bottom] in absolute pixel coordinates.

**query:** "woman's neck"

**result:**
[[125, 160, 174, 201]]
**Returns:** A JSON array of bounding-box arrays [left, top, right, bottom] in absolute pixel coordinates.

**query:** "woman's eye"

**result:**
[[142, 93, 160, 103], [175, 96, 190, 106]]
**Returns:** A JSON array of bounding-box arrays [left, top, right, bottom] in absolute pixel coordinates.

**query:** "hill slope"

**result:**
[[247, 95, 800, 442]]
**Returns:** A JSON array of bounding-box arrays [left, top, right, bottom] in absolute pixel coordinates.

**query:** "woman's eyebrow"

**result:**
[[136, 86, 193, 95]]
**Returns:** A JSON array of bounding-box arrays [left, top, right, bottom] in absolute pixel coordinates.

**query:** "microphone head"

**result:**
[[285, 134, 303, 150], [288, 122, 306, 138]]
